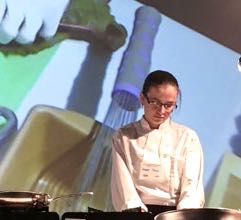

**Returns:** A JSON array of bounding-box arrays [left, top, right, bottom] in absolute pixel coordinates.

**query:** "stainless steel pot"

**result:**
[[154, 208, 241, 220], [0, 191, 93, 211]]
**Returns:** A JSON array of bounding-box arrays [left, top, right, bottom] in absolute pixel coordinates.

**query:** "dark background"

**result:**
[[137, 0, 241, 54]]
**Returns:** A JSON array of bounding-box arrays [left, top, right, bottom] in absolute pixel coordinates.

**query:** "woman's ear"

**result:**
[[140, 93, 145, 106]]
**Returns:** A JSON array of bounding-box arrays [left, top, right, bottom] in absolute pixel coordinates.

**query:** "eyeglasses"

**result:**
[[144, 94, 177, 111]]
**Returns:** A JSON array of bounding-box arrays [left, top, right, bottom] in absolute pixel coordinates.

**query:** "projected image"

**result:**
[[0, 0, 240, 215]]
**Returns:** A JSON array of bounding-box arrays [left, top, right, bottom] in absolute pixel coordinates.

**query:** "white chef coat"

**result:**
[[111, 117, 204, 211]]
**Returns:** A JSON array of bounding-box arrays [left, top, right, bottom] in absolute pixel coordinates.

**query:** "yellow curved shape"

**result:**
[[0, 105, 114, 213]]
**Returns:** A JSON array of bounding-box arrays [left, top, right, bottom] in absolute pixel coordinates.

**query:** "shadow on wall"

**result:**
[[205, 156, 223, 207], [230, 114, 241, 156], [66, 43, 113, 118]]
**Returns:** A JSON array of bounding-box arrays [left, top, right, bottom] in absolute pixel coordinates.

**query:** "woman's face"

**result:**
[[140, 84, 178, 129]]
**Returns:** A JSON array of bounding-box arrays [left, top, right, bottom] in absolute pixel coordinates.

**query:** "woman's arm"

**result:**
[[111, 131, 147, 211], [177, 131, 205, 209]]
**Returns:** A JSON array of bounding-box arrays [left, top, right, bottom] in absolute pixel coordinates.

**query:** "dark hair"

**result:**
[[142, 70, 181, 103]]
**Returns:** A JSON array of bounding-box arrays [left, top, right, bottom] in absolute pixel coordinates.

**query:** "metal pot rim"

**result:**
[[154, 207, 241, 219]]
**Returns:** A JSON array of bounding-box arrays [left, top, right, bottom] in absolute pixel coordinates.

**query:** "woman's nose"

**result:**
[[157, 105, 166, 114]]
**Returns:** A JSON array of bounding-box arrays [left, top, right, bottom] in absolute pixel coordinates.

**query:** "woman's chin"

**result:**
[[152, 118, 166, 128]]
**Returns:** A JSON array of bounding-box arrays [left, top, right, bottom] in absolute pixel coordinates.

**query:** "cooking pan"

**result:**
[[155, 208, 241, 220], [0, 191, 93, 211]]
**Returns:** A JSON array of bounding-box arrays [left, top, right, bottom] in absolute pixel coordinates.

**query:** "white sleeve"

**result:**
[[111, 131, 147, 211], [0, 0, 25, 44], [0, 0, 69, 44], [177, 131, 205, 209]]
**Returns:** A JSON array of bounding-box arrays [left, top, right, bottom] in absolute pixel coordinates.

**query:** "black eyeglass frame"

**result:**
[[143, 94, 178, 111]]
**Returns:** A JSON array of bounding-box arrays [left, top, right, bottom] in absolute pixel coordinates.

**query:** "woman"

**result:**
[[111, 70, 204, 215]]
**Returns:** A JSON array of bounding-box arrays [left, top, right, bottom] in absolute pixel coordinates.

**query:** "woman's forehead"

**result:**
[[147, 84, 178, 94]]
